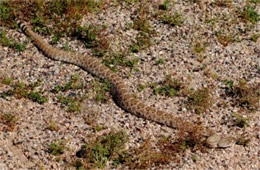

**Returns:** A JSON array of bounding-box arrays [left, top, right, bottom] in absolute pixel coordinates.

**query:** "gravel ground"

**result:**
[[0, 0, 259, 169]]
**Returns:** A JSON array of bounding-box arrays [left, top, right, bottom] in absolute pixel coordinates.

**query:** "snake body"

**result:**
[[16, 19, 235, 148]]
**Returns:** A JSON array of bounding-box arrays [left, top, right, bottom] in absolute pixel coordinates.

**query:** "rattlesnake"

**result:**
[[16, 19, 236, 148]]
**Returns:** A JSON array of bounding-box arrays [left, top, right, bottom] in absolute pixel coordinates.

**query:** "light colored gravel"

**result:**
[[0, 0, 259, 169]]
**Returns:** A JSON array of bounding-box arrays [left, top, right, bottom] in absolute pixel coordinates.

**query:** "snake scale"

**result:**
[[16, 19, 236, 148]]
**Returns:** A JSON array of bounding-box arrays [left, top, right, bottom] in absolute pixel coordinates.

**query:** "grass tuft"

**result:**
[[0, 30, 26, 51], [48, 141, 66, 156], [240, 5, 259, 24], [0, 112, 19, 132], [76, 131, 128, 168], [188, 87, 213, 114]]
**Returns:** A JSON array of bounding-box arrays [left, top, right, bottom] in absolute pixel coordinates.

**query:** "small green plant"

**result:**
[[1, 77, 13, 85], [216, 31, 236, 46], [236, 136, 250, 146], [50, 33, 62, 45], [130, 32, 152, 53], [155, 58, 165, 65], [1, 89, 14, 99], [132, 16, 153, 34], [158, 0, 171, 10], [0, 112, 18, 131], [223, 79, 234, 89], [241, 5, 259, 24], [224, 80, 259, 110], [72, 24, 99, 48], [31, 15, 50, 35], [0, 30, 26, 51], [251, 34, 260, 42], [57, 95, 82, 112], [67, 101, 81, 112], [0, 1, 14, 26], [152, 76, 185, 97], [52, 74, 84, 93], [71, 24, 110, 57], [0, 80, 48, 104], [76, 131, 128, 168], [232, 113, 249, 128], [188, 87, 213, 114], [103, 51, 139, 72], [250, 0, 260, 4], [125, 139, 172, 169], [193, 42, 208, 54], [205, 17, 218, 25], [27, 91, 48, 104], [0, 30, 11, 46], [137, 84, 146, 92], [48, 141, 66, 156], [94, 124, 106, 132], [222, 79, 234, 95], [215, 0, 232, 7], [160, 12, 185, 26], [93, 78, 112, 103], [232, 80, 259, 110], [126, 123, 206, 169], [72, 159, 85, 169]]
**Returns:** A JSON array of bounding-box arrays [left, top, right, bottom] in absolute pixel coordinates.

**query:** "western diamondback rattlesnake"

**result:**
[[16, 19, 236, 148]]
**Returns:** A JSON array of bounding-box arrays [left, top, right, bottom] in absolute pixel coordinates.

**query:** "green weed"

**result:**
[[76, 131, 128, 168], [93, 78, 112, 103], [236, 136, 250, 146], [48, 141, 66, 156], [1, 77, 13, 85], [251, 34, 260, 42], [0, 1, 14, 26], [224, 79, 259, 110], [159, 0, 171, 10], [193, 42, 208, 54], [103, 51, 139, 72], [130, 32, 152, 53], [233, 80, 259, 110], [155, 58, 165, 65], [160, 12, 185, 26], [0, 112, 18, 131], [57, 95, 82, 112], [0, 30, 26, 51], [27, 91, 48, 104], [52, 74, 84, 93], [126, 123, 206, 169], [0, 80, 48, 104], [241, 5, 259, 24], [188, 87, 213, 114], [153, 76, 185, 97], [232, 113, 249, 128]]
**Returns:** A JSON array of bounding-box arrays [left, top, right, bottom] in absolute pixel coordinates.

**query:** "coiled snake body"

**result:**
[[16, 19, 235, 148]]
